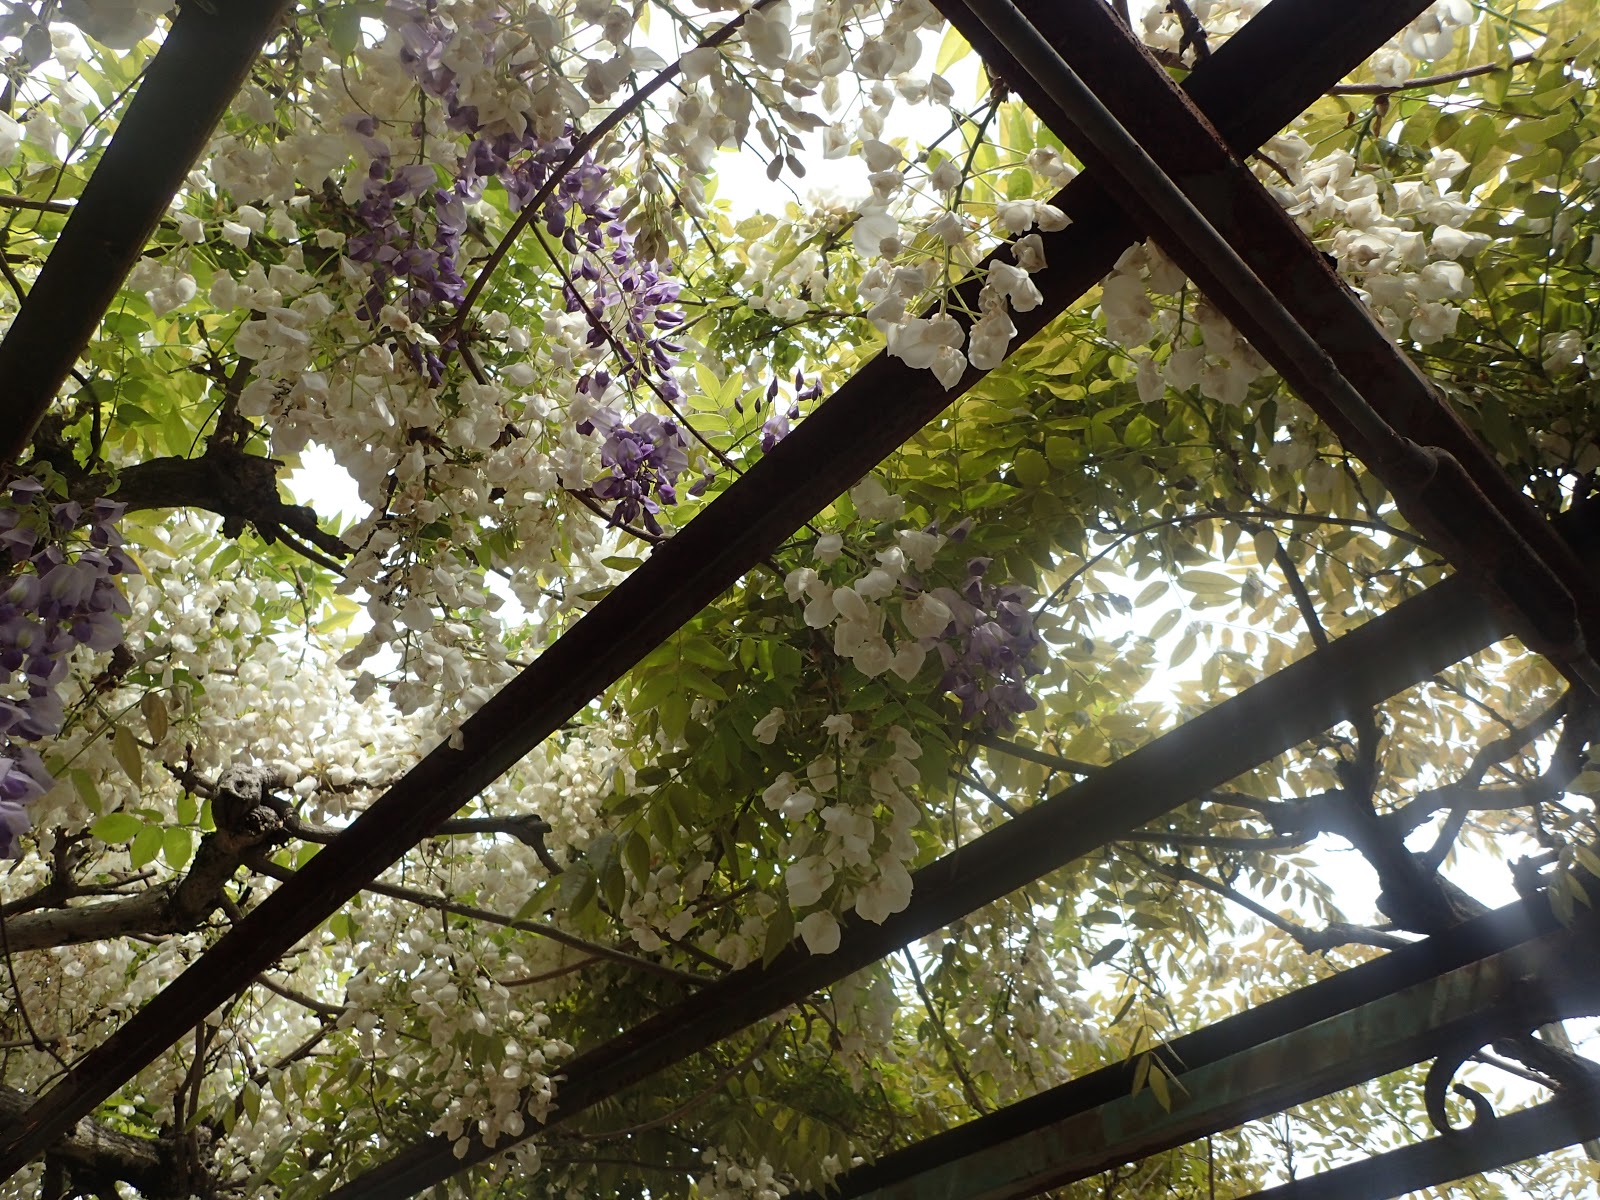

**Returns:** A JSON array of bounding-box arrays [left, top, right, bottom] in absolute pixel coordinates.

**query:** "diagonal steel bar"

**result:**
[[805, 898, 1563, 1199], [953, 0, 1600, 690], [0, 0, 1439, 1179], [839, 922, 1600, 1200], [332, 571, 1514, 1197], [323, 3, 1509, 1196], [0, 0, 295, 467]]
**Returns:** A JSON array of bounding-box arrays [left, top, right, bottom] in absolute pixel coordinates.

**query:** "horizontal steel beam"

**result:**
[[314, 1, 1512, 1194], [331, 563, 1513, 1197], [0, 121, 1128, 1185], [0, 0, 1483, 1189], [842, 924, 1600, 1199], [1243, 1096, 1600, 1200]]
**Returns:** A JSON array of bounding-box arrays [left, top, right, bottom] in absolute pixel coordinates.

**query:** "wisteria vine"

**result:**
[[346, 0, 696, 528]]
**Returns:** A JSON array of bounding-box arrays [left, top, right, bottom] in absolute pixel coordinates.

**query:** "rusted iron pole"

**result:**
[[0, 110, 1138, 1187], [0, 0, 294, 468], [1241, 1098, 1600, 1199], [804, 898, 1563, 1199], [328, 572, 1510, 1198]]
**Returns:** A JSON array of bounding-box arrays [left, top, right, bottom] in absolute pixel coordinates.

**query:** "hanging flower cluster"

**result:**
[[0, 477, 135, 854], [784, 482, 1043, 732], [585, 410, 689, 535], [759, 370, 823, 452], [359, 0, 694, 526], [921, 557, 1044, 732]]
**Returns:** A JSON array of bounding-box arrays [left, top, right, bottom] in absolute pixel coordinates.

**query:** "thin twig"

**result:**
[[447, 0, 776, 341], [250, 855, 704, 986], [952, 771, 1020, 819], [0, 904, 68, 1073], [254, 973, 345, 1020], [1130, 849, 1411, 953], [903, 950, 989, 1114], [1331, 52, 1537, 95], [0, 195, 72, 214], [970, 731, 1101, 777]]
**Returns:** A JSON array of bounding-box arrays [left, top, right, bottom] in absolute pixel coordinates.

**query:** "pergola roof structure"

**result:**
[[1, 0, 1598, 1196]]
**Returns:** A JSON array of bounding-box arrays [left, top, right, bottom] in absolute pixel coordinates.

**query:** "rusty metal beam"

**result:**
[[804, 898, 1562, 1200], [946, 0, 1600, 690], [832, 924, 1600, 1200], [0, 0, 1462, 1184], [1241, 1095, 1600, 1199], [0, 0, 295, 467]]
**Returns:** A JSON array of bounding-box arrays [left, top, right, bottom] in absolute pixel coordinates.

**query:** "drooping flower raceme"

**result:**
[[918, 557, 1045, 732], [0, 476, 136, 854]]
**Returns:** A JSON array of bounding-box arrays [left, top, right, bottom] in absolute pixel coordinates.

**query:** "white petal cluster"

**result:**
[[783, 490, 944, 683]]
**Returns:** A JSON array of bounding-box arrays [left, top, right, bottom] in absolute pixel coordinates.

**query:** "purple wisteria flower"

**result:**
[[590, 411, 690, 536], [0, 480, 136, 855], [922, 557, 1044, 732], [355, 1, 699, 530]]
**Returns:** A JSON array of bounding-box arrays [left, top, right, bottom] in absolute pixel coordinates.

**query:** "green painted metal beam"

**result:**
[[1242, 1094, 1600, 1199], [856, 928, 1600, 1200]]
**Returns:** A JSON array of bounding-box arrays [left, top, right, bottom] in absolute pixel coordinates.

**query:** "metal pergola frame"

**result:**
[[1, 0, 1598, 1196]]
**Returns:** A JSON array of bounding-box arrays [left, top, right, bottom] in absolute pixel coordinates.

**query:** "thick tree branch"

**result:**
[[4, 773, 288, 954], [104, 447, 350, 566], [1131, 851, 1413, 954], [0, 1086, 192, 1198]]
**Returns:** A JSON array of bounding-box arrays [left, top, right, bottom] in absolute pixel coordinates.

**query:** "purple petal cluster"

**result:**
[[357, 2, 696, 528], [0, 479, 136, 855], [924, 558, 1043, 732], [588, 411, 689, 536], [758, 370, 821, 451]]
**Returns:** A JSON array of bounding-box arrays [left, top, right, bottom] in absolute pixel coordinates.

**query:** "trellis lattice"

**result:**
[[0, 0, 1597, 1197]]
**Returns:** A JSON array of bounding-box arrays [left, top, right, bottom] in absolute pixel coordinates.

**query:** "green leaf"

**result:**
[[559, 862, 597, 917], [1013, 448, 1049, 488], [1178, 570, 1234, 596], [141, 692, 169, 743], [762, 902, 794, 965], [1133, 580, 1167, 607], [113, 724, 143, 785], [1089, 937, 1126, 968], [935, 24, 971, 75], [129, 824, 163, 870], [327, 5, 363, 56], [163, 827, 195, 872], [623, 829, 652, 887], [71, 769, 103, 816], [1131, 1051, 1151, 1096], [1147, 1060, 1173, 1111], [1147, 609, 1181, 641], [90, 812, 143, 844]]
